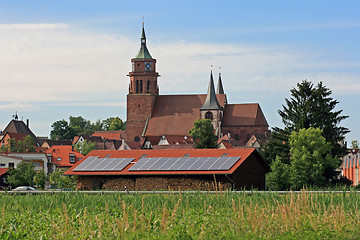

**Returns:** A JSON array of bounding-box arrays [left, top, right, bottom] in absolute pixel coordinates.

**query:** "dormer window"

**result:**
[[57, 157, 62, 161], [69, 156, 75, 163]]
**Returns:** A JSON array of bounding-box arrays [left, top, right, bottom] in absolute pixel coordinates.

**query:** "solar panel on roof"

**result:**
[[129, 156, 240, 171], [73, 157, 134, 171]]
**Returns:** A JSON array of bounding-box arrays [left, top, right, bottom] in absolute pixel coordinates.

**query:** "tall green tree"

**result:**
[[263, 80, 349, 164], [288, 128, 338, 189], [69, 116, 93, 135], [7, 161, 36, 188], [189, 119, 218, 149], [50, 120, 77, 140]]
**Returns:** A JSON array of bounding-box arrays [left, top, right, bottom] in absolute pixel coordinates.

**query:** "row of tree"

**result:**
[[7, 161, 77, 189], [50, 116, 126, 140]]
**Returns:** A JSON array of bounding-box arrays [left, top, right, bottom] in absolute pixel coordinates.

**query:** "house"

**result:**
[[125, 24, 270, 147], [73, 135, 122, 151], [41, 139, 72, 149], [4, 152, 55, 174], [342, 149, 360, 185], [0, 154, 24, 169], [0, 117, 40, 146], [45, 145, 84, 168], [64, 148, 269, 190]]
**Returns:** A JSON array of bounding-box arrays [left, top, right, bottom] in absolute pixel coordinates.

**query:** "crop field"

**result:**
[[0, 191, 360, 239]]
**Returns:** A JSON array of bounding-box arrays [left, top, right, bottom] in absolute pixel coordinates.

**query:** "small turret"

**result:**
[[216, 73, 225, 94], [135, 23, 152, 59], [200, 71, 223, 110]]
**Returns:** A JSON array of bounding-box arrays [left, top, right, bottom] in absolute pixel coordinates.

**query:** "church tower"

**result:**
[[200, 71, 223, 137], [126, 23, 159, 142]]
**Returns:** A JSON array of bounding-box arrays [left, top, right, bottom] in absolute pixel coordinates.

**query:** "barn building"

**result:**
[[64, 148, 269, 190]]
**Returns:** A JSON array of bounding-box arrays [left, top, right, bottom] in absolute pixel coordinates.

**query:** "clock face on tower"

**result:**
[[145, 62, 152, 71]]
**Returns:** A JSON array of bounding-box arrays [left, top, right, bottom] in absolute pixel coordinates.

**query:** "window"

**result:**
[[78, 158, 82, 161], [205, 111, 213, 120], [140, 80, 143, 93], [147, 80, 150, 93], [57, 157, 62, 161], [69, 156, 75, 163], [0, 163, 5, 167], [8, 162, 14, 168], [136, 80, 139, 93], [134, 136, 140, 142], [235, 134, 240, 141]]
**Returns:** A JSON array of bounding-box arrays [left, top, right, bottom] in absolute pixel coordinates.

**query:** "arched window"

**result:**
[[235, 134, 240, 141], [205, 111, 213, 120], [136, 80, 139, 93], [147, 80, 150, 93], [140, 80, 143, 93]]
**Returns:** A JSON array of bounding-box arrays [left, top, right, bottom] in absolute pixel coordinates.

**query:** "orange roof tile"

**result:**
[[92, 130, 126, 140], [45, 145, 84, 167], [0, 168, 8, 176]]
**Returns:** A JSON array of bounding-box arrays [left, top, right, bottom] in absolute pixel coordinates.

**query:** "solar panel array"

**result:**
[[129, 156, 240, 171], [73, 156, 134, 171]]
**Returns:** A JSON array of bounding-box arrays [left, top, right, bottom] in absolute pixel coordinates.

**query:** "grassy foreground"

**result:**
[[0, 191, 359, 239]]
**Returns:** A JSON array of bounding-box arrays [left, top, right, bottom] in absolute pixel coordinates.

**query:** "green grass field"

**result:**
[[0, 191, 359, 239]]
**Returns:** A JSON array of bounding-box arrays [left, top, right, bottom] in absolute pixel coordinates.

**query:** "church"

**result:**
[[126, 25, 270, 148]]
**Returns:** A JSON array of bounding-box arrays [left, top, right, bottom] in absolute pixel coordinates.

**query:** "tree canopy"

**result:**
[[0, 135, 36, 152], [7, 161, 36, 188], [188, 119, 218, 149], [264, 80, 349, 189], [74, 139, 96, 155], [263, 80, 349, 164], [50, 116, 126, 140]]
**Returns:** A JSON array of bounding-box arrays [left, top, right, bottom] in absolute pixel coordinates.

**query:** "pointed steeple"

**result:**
[[200, 71, 223, 110], [135, 22, 153, 59], [216, 73, 225, 94]]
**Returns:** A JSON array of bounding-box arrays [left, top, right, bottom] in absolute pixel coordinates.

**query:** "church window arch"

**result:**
[[235, 134, 240, 141], [147, 80, 150, 93], [136, 80, 139, 93], [140, 80, 143, 93], [205, 111, 213, 120]]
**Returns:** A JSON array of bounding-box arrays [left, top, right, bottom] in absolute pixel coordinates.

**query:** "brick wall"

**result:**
[[77, 175, 231, 191], [126, 94, 156, 141]]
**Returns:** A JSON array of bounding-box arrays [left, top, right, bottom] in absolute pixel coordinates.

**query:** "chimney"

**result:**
[[26, 119, 29, 128]]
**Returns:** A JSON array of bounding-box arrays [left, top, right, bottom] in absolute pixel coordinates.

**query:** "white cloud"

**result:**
[[0, 22, 358, 110]]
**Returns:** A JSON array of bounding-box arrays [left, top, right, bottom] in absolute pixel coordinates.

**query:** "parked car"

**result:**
[[12, 186, 37, 191]]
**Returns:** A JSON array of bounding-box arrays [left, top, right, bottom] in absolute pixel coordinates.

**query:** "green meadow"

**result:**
[[1, 191, 359, 239]]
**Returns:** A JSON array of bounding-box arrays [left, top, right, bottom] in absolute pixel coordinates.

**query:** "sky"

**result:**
[[0, 0, 359, 144]]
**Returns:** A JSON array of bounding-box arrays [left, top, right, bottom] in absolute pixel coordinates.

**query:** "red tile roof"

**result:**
[[45, 145, 84, 167], [145, 94, 226, 136], [92, 130, 126, 140], [64, 148, 267, 176], [222, 104, 268, 127], [0, 168, 8, 176]]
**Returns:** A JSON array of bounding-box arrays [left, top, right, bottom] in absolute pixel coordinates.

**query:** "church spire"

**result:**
[[200, 71, 222, 110], [216, 73, 225, 94], [135, 22, 153, 59]]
